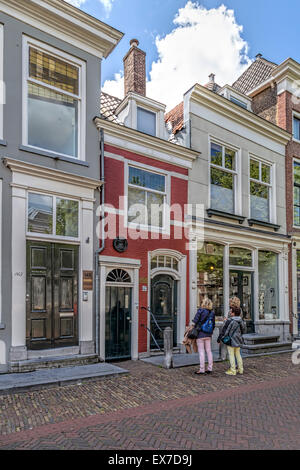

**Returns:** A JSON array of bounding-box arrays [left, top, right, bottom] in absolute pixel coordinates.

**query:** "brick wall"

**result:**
[[123, 40, 146, 97], [251, 85, 278, 124]]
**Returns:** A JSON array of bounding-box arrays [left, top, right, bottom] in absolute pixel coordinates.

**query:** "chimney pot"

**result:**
[[130, 38, 139, 48], [256, 53, 263, 59], [209, 73, 215, 83]]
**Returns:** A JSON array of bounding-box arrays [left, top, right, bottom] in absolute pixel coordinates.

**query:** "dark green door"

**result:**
[[151, 274, 178, 349], [229, 270, 254, 333], [26, 241, 79, 350], [105, 286, 132, 361]]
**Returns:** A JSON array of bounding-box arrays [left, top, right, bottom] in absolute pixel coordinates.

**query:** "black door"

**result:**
[[230, 270, 254, 333], [105, 286, 132, 361], [26, 241, 79, 350], [151, 274, 177, 349]]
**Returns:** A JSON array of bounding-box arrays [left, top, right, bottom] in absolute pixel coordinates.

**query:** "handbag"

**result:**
[[187, 326, 200, 340], [221, 335, 232, 346]]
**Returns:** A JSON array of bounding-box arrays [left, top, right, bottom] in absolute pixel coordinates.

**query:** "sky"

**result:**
[[65, 0, 300, 110]]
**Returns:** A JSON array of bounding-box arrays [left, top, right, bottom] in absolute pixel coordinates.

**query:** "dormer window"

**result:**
[[137, 107, 156, 136], [230, 95, 248, 109]]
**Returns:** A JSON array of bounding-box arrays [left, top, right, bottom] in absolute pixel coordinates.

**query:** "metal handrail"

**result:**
[[141, 306, 162, 332], [140, 323, 162, 351]]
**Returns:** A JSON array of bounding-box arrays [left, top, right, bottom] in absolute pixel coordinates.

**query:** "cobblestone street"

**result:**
[[0, 353, 300, 450]]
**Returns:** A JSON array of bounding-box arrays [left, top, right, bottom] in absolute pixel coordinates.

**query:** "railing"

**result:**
[[140, 306, 162, 351]]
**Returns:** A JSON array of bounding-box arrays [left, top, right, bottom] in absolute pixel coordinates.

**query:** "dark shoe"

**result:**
[[195, 371, 206, 375], [206, 370, 213, 374]]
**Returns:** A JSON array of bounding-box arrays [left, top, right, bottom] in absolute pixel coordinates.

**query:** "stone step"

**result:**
[[241, 341, 292, 355], [243, 334, 280, 345], [10, 354, 99, 373]]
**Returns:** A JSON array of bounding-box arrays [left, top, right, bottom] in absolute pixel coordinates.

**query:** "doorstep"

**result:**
[[141, 351, 221, 368], [0, 363, 128, 394]]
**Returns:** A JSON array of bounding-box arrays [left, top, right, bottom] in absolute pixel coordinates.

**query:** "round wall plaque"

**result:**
[[113, 237, 128, 253]]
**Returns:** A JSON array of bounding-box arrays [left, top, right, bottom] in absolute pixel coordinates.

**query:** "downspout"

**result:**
[[95, 128, 105, 358]]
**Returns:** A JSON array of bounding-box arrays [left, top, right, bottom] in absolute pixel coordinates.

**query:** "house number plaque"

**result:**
[[83, 271, 93, 291]]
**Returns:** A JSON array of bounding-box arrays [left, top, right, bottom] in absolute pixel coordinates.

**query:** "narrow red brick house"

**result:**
[[94, 40, 198, 361], [232, 55, 300, 346]]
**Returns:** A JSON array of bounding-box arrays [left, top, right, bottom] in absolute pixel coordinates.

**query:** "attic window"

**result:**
[[137, 107, 156, 136], [230, 95, 248, 109]]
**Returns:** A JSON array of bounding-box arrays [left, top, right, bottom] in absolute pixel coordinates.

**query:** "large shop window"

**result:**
[[210, 142, 237, 214], [294, 161, 300, 226], [258, 251, 279, 320], [250, 159, 272, 222], [28, 193, 79, 239], [23, 37, 85, 159], [128, 166, 166, 229], [197, 242, 224, 317], [229, 247, 253, 267]]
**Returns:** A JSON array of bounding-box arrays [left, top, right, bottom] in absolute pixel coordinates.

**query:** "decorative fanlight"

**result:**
[[106, 269, 131, 283]]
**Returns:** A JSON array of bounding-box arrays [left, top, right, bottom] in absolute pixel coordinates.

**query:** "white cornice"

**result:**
[[94, 117, 198, 169], [190, 84, 291, 146], [115, 92, 166, 116], [3, 158, 102, 190], [0, 0, 123, 58], [272, 58, 300, 83]]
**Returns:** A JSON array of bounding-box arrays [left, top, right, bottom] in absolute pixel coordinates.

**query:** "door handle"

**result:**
[[26, 294, 30, 302]]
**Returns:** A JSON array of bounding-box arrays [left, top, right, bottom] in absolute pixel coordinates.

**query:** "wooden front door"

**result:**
[[26, 241, 79, 350], [229, 270, 254, 333], [151, 274, 178, 349]]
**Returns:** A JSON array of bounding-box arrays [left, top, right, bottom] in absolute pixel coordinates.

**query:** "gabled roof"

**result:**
[[165, 102, 184, 135], [100, 92, 123, 124], [232, 56, 277, 95]]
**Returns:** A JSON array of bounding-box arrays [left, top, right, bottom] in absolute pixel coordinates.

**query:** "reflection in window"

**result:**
[[197, 242, 224, 317], [293, 116, 300, 141], [56, 199, 79, 238], [294, 162, 300, 226], [250, 158, 271, 222], [258, 251, 279, 320], [210, 142, 236, 214], [28, 193, 53, 234], [229, 247, 252, 267], [27, 45, 81, 158], [151, 255, 179, 271]]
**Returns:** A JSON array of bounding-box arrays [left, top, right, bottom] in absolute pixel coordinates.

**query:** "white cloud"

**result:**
[[65, 0, 114, 16], [103, 1, 252, 110]]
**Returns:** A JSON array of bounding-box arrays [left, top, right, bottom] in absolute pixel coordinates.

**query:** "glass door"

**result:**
[[229, 270, 254, 333]]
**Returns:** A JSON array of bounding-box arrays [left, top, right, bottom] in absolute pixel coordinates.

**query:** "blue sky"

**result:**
[[66, 0, 300, 109]]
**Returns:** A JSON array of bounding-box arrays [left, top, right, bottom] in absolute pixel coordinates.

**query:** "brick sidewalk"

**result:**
[[0, 353, 300, 449]]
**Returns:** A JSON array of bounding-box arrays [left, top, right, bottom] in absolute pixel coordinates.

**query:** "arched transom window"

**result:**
[[151, 255, 179, 271], [106, 269, 131, 283]]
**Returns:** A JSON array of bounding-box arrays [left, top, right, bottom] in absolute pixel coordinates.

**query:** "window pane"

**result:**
[[147, 192, 164, 228], [250, 159, 259, 180], [225, 148, 235, 170], [294, 162, 300, 185], [229, 247, 252, 267], [230, 96, 247, 109], [250, 181, 269, 221], [129, 167, 165, 192], [137, 107, 156, 136], [258, 251, 279, 320], [128, 188, 146, 225], [151, 257, 158, 270], [294, 117, 300, 141], [210, 143, 222, 166], [28, 83, 78, 157], [29, 47, 79, 95], [197, 242, 224, 317], [294, 205, 300, 227], [28, 193, 53, 234], [211, 168, 234, 213], [56, 199, 79, 238], [261, 164, 271, 184]]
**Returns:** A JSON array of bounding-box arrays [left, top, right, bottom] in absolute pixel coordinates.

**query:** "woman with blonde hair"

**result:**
[[192, 297, 216, 375]]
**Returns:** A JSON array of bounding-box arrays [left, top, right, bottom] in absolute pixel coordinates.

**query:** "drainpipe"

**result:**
[[95, 128, 105, 357]]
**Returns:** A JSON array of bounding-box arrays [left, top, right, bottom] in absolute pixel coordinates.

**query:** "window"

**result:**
[[294, 161, 300, 226], [293, 115, 300, 141], [151, 255, 179, 271], [137, 107, 156, 136], [250, 158, 272, 222], [197, 242, 224, 317], [258, 251, 279, 320], [128, 166, 166, 229], [230, 96, 247, 109], [229, 247, 253, 267], [0, 24, 3, 141], [28, 193, 79, 239], [210, 142, 237, 214], [23, 37, 85, 159]]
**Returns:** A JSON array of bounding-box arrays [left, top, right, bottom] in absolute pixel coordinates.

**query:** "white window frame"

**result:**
[[249, 156, 275, 223], [136, 106, 157, 137], [22, 36, 86, 161], [229, 95, 248, 109], [208, 138, 241, 215], [292, 111, 300, 143], [125, 161, 170, 234], [26, 191, 81, 242], [293, 158, 300, 228], [0, 24, 4, 141]]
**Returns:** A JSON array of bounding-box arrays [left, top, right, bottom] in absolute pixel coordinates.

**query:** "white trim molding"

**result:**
[[0, 0, 123, 59]]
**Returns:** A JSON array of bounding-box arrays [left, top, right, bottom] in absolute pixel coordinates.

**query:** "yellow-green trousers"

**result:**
[[227, 346, 243, 374]]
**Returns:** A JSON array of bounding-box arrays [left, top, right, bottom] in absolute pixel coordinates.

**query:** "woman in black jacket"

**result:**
[[192, 298, 215, 375]]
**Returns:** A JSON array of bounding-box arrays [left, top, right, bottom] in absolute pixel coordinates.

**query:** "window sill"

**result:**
[[207, 209, 246, 224], [19, 145, 89, 167], [248, 219, 281, 231], [0, 139, 7, 147]]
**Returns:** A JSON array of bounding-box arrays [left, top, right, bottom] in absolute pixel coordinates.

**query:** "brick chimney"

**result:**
[[123, 39, 146, 97]]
